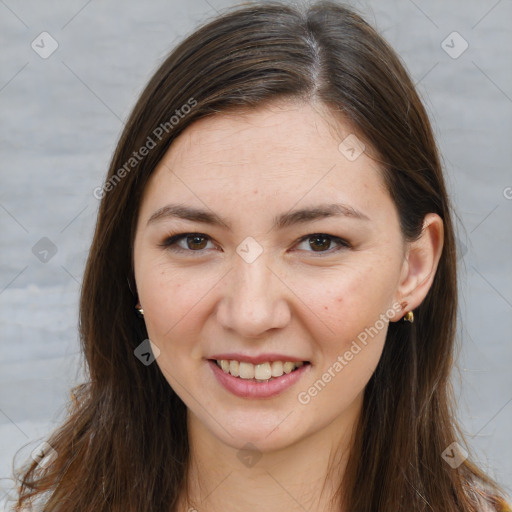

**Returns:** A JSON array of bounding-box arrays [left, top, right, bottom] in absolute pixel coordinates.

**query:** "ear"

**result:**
[[390, 213, 444, 322]]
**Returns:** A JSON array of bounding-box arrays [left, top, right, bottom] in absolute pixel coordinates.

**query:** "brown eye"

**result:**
[[160, 233, 215, 253], [185, 235, 208, 250], [295, 233, 351, 255], [308, 235, 332, 252]]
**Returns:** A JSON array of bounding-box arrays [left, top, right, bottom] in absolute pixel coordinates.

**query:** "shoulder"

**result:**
[[469, 482, 512, 512], [473, 496, 511, 512], [477, 501, 498, 512], [460, 471, 510, 512]]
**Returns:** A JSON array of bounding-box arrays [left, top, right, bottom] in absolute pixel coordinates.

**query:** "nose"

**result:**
[[216, 254, 291, 338]]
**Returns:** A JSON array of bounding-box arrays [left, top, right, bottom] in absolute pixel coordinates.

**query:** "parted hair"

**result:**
[[12, 1, 510, 510]]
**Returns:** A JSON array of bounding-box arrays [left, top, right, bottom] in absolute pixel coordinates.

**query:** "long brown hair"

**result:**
[[11, 2, 510, 510]]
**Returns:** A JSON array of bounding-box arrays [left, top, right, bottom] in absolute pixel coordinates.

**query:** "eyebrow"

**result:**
[[147, 202, 370, 230]]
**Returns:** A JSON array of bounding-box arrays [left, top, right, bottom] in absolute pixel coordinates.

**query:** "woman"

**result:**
[[11, 1, 510, 510]]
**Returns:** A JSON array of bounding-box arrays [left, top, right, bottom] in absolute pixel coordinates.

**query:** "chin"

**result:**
[[210, 412, 303, 452]]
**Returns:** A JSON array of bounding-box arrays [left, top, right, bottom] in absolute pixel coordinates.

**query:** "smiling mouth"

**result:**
[[210, 359, 311, 382]]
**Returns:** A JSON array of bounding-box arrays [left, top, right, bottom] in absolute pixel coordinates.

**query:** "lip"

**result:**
[[208, 359, 311, 399], [209, 353, 309, 365]]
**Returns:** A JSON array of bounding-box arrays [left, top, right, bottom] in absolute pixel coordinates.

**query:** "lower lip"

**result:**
[[208, 360, 310, 399]]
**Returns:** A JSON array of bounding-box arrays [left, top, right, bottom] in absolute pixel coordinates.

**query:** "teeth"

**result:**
[[229, 360, 239, 377], [254, 362, 272, 380], [283, 362, 295, 374], [271, 361, 283, 377], [215, 359, 306, 381], [239, 362, 254, 379]]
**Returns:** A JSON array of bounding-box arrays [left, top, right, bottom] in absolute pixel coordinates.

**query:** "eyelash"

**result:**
[[159, 232, 351, 256]]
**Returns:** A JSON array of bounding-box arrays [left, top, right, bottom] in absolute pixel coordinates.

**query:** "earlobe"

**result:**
[[391, 213, 444, 321]]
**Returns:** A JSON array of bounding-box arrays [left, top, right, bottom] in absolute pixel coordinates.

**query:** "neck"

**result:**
[[176, 395, 362, 512]]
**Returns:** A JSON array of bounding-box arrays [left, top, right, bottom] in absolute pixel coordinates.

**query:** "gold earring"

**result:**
[[403, 311, 414, 323], [135, 302, 144, 316]]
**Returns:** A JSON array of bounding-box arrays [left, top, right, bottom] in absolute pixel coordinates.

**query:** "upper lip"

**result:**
[[209, 353, 309, 365]]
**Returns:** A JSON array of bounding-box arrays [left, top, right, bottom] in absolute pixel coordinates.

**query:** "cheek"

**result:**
[[140, 272, 207, 383], [137, 259, 204, 344], [311, 263, 394, 338], [298, 267, 391, 411]]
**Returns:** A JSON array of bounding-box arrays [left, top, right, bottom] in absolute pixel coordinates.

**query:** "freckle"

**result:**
[[253, 189, 258, 194]]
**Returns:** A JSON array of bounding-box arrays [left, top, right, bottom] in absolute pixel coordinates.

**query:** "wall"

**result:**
[[0, 0, 510, 505]]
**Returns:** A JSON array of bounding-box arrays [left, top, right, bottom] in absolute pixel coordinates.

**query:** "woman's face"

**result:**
[[133, 100, 408, 452]]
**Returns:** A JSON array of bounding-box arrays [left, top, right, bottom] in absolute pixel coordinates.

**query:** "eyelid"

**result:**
[[294, 233, 351, 252], [160, 231, 352, 256], [159, 232, 219, 254]]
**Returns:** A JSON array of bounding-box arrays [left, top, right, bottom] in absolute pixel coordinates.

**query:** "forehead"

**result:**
[[166, 101, 362, 173], [139, 100, 390, 222]]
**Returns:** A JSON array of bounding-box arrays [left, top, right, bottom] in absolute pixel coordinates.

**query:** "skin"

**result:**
[[132, 100, 443, 512]]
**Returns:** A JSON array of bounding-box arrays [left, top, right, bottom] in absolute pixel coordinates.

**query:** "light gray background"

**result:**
[[1, 0, 511, 507]]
